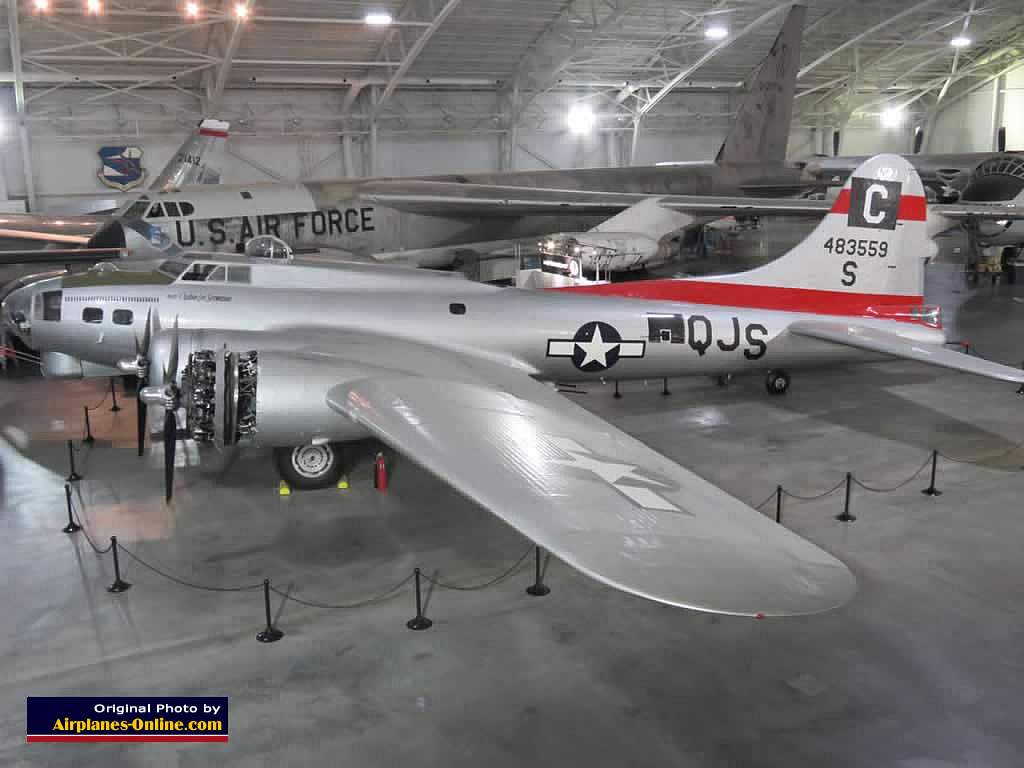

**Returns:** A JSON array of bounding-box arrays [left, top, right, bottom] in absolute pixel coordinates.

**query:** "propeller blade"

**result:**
[[998, 126, 1006, 153], [913, 126, 924, 154], [166, 317, 179, 386], [163, 408, 176, 502], [141, 307, 152, 357], [832, 130, 840, 157], [136, 392, 147, 457]]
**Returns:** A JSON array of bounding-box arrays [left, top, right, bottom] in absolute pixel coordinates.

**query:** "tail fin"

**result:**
[[721, 154, 935, 300], [715, 5, 804, 166], [149, 118, 229, 191]]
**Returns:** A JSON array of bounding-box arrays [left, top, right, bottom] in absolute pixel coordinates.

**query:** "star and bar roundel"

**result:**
[[547, 321, 646, 372]]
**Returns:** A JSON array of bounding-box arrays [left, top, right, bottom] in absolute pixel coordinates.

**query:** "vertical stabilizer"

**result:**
[[718, 154, 934, 298], [149, 118, 230, 191], [715, 5, 804, 166]]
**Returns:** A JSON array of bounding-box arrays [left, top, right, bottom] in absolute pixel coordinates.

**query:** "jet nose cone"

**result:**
[[88, 218, 125, 250]]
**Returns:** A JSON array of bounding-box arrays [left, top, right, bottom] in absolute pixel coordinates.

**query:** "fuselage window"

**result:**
[[42, 290, 62, 321], [227, 265, 251, 283], [181, 263, 218, 281], [82, 307, 103, 324], [164, 202, 181, 217], [179, 202, 195, 216], [147, 204, 164, 218], [112, 309, 134, 325], [240, 191, 252, 200]]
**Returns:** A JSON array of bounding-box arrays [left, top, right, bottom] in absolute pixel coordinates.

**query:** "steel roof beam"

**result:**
[[638, 2, 791, 118], [797, 0, 946, 80]]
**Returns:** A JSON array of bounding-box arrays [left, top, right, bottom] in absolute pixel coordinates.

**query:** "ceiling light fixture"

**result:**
[[881, 107, 904, 128], [705, 25, 728, 40], [950, 36, 971, 48], [567, 104, 595, 134], [185, 1, 200, 18], [365, 12, 393, 25]]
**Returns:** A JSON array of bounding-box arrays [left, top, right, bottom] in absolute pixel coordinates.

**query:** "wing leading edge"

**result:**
[[324, 354, 856, 617]]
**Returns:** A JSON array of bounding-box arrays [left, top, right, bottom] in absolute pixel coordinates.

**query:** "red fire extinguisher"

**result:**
[[374, 451, 388, 491]]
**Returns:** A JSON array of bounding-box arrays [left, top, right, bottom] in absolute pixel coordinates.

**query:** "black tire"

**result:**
[[273, 443, 344, 490], [765, 370, 790, 395]]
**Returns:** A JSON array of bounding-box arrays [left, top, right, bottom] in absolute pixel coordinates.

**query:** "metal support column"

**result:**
[[7, 0, 36, 211]]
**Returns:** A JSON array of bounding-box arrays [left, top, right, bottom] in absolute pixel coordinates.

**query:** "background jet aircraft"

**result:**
[[0, 118, 230, 262], [0, 6, 808, 272], [6, 154, 1024, 619]]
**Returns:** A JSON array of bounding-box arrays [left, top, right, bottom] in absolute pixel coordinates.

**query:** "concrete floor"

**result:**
[[4, 244, 1024, 765]]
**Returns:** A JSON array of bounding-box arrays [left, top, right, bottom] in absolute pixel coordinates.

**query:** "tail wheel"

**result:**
[[765, 370, 790, 395], [274, 443, 344, 490]]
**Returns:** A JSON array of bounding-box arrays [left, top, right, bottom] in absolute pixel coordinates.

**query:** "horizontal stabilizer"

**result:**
[[790, 321, 1024, 383]]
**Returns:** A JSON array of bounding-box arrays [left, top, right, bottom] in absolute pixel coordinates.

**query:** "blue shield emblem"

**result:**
[[97, 146, 146, 191]]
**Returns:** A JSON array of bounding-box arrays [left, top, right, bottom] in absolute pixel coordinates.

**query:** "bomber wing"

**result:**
[[305, 334, 856, 617], [789, 321, 1024, 383], [348, 179, 833, 218]]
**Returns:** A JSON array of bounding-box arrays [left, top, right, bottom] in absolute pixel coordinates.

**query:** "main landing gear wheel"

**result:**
[[274, 443, 344, 490], [765, 370, 790, 395]]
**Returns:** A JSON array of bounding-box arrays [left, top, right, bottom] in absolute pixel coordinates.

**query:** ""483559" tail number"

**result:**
[[824, 237, 888, 258]]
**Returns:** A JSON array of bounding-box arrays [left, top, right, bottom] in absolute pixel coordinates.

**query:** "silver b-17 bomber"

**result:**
[[6, 154, 1024, 618]]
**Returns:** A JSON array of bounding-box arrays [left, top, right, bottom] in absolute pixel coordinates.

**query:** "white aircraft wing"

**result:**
[[789, 321, 1024, 383], [317, 337, 856, 617]]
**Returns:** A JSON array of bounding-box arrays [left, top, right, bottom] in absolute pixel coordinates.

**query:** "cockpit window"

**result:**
[[124, 200, 149, 219], [227, 266, 251, 283], [42, 290, 62, 321], [181, 263, 220, 281], [164, 202, 181, 217], [147, 204, 164, 218], [206, 266, 226, 282], [157, 261, 187, 279], [179, 202, 195, 216]]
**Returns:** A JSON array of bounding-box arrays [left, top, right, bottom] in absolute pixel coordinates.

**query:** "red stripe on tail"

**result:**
[[556, 280, 923, 317], [828, 189, 925, 221]]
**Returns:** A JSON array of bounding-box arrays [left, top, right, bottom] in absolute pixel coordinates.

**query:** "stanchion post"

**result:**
[[256, 579, 284, 643], [106, 536, 131, 593], [526, 545, 551, 596], [62, 484, 81, 533], [66, 440, 82, 482], [921, 450, 942, 496], [614, 381, 622, 399], [775, 485, 783, 524], [836, 472, 856, 522], [109, 378, 121, 412], [82, 406, 94, 444], [661, 377, 670, 396], [406, 568, 432, 630]]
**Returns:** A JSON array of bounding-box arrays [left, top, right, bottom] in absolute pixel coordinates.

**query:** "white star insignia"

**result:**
[[576, 324, 619, 368]]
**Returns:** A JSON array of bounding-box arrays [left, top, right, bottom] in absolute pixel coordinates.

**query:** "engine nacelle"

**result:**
[[539, 232, 665, 273], [149, 329, 370, 448]]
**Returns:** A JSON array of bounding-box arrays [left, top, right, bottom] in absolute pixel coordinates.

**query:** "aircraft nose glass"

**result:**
[[1, 285, 32, 336]]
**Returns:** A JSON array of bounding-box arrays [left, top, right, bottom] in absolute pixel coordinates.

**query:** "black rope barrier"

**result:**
[[420, 545, 534, 592], [781, 476, 847, 502], [269, 572, 415, 610], [851, 453, 933, 493], [119, 545, 265, 594]]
